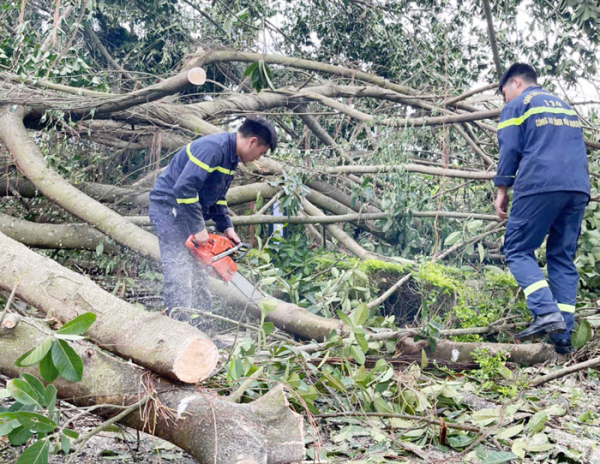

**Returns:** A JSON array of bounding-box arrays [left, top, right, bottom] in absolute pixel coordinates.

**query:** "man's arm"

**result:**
[[494, 106, 523, 219]]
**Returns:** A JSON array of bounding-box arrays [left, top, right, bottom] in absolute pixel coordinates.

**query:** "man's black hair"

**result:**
[[498, 63, 538, 92], [238, 116, 278, 152]]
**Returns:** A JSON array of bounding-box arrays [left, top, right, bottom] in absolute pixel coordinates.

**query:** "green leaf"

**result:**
[[17, 439, 49, 464], [0, 419, 21, 435], [351, 303, 369, 327], [336, 310, 354, 329], [1, 412, 57, 433], [444, 231, 462, 246], [349, 345, 365, 365], [15, 338, 53, 367], [56, 313, 96, 336], [63, 429, 79, 439], [572, 319, 593, 349], [447, 434, 474, 449], [8, 379, 44, 408], [243, 62, 259, 77], [421, 349, 428, 369], [39, 351, 59, 383], [478, 242, 485, 263], [60, 434, 72, 454], [495, 423, 524, 440], [526, 411, 548, 435], [476, 448, 519, 464], [8, 426, 32, 446], [44, 386, 57, 419], [51, 340, 83, 382]]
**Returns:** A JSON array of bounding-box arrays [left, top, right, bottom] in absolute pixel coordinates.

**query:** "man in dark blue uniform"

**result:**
[[149, 117, 277, 330], [495, 63, 589, 353]]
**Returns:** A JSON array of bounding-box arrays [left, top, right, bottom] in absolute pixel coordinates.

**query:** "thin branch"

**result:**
[[482, 0, 502, 79], [0, 283, 19, 326], [529, 356, 600, 387]]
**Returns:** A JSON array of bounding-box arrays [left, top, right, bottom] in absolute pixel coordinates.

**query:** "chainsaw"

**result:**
[[185, 233, 266, 303]]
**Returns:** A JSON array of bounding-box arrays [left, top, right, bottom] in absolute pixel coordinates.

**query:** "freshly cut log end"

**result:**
[[187, 67, 207, 85], [173, 338, 219, 384], [0, 314, 21, 333]]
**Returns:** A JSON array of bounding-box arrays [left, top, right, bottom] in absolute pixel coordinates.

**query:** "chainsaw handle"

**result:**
[[233, 243, 250, 260]]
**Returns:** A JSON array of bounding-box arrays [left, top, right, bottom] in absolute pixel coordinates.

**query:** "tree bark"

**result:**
[[0, 322, 305, 464], [0, 231, 218, 384], [0, 212, 118, 252]]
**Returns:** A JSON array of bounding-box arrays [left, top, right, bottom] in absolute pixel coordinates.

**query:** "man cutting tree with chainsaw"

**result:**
[[149, 116, 277, 331]]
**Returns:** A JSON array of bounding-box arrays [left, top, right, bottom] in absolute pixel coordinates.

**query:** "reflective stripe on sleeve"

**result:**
[[557, 303, 575, 313], [523, 280, 549, 297], [216, 200, 227, 206], [186, 144, 235, 176], [176, 196, 199, 204], [498, 107, 578, 130]]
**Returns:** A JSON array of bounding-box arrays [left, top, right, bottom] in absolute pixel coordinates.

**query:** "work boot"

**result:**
[[515, 312, 566, 341], [552, 340, 574, 355]]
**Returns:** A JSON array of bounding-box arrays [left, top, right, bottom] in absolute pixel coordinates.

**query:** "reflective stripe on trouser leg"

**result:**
[[557, 303, 575, 313], [523, 280, 549, 298]]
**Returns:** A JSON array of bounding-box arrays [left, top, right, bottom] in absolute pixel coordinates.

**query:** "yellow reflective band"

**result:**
[[176, 196, 199, 204], [216, 200, 227, 206], [557, 303, 575, 314], [186, 144, 235, 176], [523, 280, 549, 297], [498, 107, 578, 130]]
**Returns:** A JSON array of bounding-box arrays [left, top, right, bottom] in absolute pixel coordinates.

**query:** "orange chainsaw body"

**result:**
[[185, 234, 238, 282]]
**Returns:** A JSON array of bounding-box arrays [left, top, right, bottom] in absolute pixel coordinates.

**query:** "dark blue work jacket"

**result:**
[[495, 86, 589, 200], [149, 132, 238, 233]]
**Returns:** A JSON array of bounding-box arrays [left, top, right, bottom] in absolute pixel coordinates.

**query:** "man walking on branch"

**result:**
[[149, 117, 277, 331], [495, 63, 589, 354]]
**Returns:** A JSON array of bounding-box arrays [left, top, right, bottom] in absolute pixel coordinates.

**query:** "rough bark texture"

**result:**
[[0, 322, 305, 464], [0, 231, 218, 384]]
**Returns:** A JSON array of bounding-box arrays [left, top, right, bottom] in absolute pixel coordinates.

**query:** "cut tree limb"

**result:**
[[0, 231, 218, 384], [0, 321, 305, 464]]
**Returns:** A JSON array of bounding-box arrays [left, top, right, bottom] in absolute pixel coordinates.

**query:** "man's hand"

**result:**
[[225, 228, 241, 244], [193, 228, 209, 245], [494, 187, 509, 220]]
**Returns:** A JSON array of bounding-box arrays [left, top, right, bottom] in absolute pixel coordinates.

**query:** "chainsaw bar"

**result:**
[[229, 272, 267, 304]]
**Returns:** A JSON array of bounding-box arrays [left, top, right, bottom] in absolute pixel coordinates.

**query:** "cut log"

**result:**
[[0, 322, 305, 464], [0, 231, 217, 384]]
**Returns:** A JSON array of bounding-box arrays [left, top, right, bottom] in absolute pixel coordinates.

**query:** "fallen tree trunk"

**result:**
[[0, 231, 218, 384], [0, 321, 305, 464], [0, 212, 118, 252]]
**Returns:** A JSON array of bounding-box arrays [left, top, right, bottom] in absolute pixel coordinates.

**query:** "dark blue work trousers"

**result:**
[[504, 191, 588, 343], [149, 201, 212, 330]]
